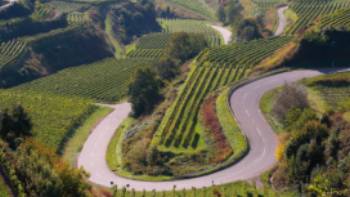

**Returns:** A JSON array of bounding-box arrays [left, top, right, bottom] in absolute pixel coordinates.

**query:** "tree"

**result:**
[[217, 5, 226, 23], [128, 69, 162, 117], [156, 57, 178, 80], [0, 105, 32, 149], [237, 19, 263, 42], [165, 32, 208, 63]]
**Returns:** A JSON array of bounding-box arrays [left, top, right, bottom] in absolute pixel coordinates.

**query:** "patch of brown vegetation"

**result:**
[[201, 95, 233, 163]]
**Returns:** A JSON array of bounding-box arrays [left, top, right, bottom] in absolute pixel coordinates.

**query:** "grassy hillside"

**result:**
[[0, 89, 94, 152], [156, 0, 218, 20], [0, 26, 113, 87], [16, 58, 155, 103], [159, 19, 222, 46]]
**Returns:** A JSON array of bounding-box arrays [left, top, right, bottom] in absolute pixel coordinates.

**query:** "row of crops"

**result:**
[[319, 8, 350, 29], [16, 58, 155, 103], [159, 19, 222, 47], [199, 36, 292, 66], [152, 36, 292, 153], [137, 33, 171, 49], [67, 12, 91, 25], [286, 0, 350, 34], [0, 39, 26, 70], [126, 33, 170, 59]]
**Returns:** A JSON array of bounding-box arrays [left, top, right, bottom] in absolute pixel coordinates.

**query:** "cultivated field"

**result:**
[[0, 90, 93, 152], [16, 58, 155, 102], [286, 0, 350, 34], [0, 39, 26, 70]]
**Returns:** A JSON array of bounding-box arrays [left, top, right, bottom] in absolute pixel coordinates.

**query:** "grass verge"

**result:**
[[106, 118, 171, 181], [63, 106, 112, 166], [216, 88, 248, 164], [0, 174, 11, 197], [260, 87, 285, 133]]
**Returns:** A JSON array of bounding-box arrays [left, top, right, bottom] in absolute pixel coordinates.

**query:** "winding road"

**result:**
[[0, 0, 17, 11], [275, 5, 289, 36], [211, 25, 232, 44], [77, 69, 333, 191], [77, 7, 327, 191]]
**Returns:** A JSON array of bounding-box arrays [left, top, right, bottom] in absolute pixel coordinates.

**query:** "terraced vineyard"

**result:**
[[319, 9, 350, 29], [199, 36, 292, 66], [0, 89, 93, 152], [137, 33, 170, 49], [152, 37, 292, 153], [127, 33, 170, 59], [159, 19, 222, 47], [286, 0, 350, 34], [0, 40, 26, 70], [16, 58, 155, 102]]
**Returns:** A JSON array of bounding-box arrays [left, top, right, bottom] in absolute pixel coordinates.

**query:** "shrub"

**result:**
[[272, 83, 308, 122]]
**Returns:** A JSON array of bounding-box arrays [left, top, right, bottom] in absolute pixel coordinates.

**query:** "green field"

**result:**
[[164, 0, 216, 19], [16, 58, 155, 103], [0, 90, 94, 152]]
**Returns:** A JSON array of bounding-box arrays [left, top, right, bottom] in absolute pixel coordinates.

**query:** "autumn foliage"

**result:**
[[201, 95, 233, 163]]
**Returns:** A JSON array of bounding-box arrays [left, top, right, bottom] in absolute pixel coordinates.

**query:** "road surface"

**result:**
[[0, 0, 17, 11], [211, 25, 232, 44], [275, 6, 289, 36], [77, 70, 334, 191]]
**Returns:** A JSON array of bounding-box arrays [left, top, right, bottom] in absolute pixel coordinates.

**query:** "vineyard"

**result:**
[[164, 0, 216, 19], [252, 0, 286, 14], [0, 39, 26, 70], [159, 19, 222, 47], [152, 36, 292, 153], [137, 33, 170, 49], [286, 0, 350, 34], [16, 58, 155, 102], [305, 72, 350, 109], [67, 12, 91, 25], [318, 8, 350, 29], [127, 33, 170, 59], [0, 89, 93, 152]]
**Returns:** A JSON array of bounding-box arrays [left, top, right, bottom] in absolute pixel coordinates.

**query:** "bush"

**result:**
[[165, 32, 208, 63], [272, 83, 308, 122], [0, 105, 32, 149]]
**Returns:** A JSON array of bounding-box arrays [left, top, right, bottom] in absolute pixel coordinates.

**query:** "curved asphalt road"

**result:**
[[275, 5, 289, 36], [77, 70, 330, 191], [0, 0, 17, 11], [211, 25, 232, 44]]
